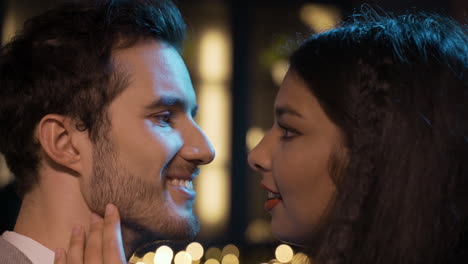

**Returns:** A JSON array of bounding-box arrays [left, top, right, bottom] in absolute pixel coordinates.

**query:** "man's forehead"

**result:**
[[111, 39, 196, 107]]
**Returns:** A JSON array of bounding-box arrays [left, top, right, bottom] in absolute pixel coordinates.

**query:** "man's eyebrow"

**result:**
[[275, 105, 303, 118], [145, 95, 198, 116]]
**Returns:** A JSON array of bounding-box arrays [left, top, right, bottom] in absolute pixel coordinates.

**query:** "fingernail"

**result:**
[[54, 249, 62, 260], [105, 203, 115, 216], [91, 213, 101, 224], [72, 225, 81, 236]]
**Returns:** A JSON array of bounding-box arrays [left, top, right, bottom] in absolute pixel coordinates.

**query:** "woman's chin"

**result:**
[[272, 229, 307, 246]]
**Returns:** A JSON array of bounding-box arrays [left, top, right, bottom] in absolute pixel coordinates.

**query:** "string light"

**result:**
[[154, 246, 174, 264], [205, 247, 223, 261], [174, 251, 192, 264], [186, 242, 205, 261], [142, 252, 155, 264], [221, 254, 239, 264], [221, 244, 240, 258], [205, 259, 221, 264], [291, 252, 312, 264], [275, 244, 294, 263]]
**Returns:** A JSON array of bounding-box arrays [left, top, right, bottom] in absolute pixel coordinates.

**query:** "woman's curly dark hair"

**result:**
[[0, 0, 186, 197], [289, 9, 467, 264]]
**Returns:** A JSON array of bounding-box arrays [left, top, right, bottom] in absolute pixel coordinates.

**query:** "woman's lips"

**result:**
[[261, 183, 282, 211], [265, 198, 281, 211]]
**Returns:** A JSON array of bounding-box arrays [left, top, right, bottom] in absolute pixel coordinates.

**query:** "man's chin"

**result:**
[[123, 214, 199, 240], [120, 215, 199, 258]]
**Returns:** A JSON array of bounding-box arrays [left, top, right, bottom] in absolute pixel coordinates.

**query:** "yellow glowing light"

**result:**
[[136, 262, 145, 264], [205, 247, 223, 261], [221, 254, 239, 264], [186, 242, 204, 261], [197, 84, 231, 162], [174, 251, 192, 264], [275, 244, 294, 263], [199, 29, 231, 83], [246, 127, 265, 151], [196, 26, 232, 237], [221, 244, 240, 258], [196, 165, 230, 228], [291, 252, 312, 264], [196, 86, 231, 231], [129, 254, 142, 264], [154, 246, 174, 264], [142, 252, 155, 264], [271, 59, 289, 87], [245, 218, 274, 243], [205, 259, 221, 264], [299, 4, 341, 33]]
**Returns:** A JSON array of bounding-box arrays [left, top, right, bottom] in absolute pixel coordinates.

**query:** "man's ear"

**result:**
[[35, 114, 85, 175]]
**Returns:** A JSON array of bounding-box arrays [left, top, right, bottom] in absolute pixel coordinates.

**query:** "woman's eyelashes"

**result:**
[[150, 111, 173, 127], [277, 122, 300, 140]]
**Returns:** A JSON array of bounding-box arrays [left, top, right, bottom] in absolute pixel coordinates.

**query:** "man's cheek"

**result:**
[[159, 131, 184, 158]]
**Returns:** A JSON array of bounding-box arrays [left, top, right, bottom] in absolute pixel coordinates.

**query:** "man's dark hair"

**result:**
[[290, 10, 467, 264], [0, 0, 186, 197]]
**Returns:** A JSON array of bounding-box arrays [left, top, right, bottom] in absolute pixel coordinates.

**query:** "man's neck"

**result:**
[[14, 172, 92, 253]]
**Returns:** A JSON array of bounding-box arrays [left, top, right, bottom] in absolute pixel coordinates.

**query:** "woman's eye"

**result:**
[[278, 123, 298, 140], [150, 111, 172, 126]]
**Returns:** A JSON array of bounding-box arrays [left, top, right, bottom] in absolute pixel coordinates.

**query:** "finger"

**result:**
[[67, 225, 85, 264], [54, 248, 66, 264], [84, 213, 104, 264], [102, 203, 126, 263]]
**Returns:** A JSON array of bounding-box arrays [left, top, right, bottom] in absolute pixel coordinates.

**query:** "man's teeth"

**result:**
[[168, 179, 193, 189]]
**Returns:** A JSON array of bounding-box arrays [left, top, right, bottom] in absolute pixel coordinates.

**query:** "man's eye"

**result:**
[[150, 111, 172, 126]]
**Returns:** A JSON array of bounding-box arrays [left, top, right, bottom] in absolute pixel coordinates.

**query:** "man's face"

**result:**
[[81, 40, 215, 242]]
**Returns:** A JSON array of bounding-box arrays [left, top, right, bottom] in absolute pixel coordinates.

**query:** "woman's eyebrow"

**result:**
[[275, 105, 303, 118]]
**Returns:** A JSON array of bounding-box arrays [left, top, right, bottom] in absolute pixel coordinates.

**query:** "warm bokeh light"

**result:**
[[205, 259, 221, 264], [154, 246, 174, 264], [142, 252, 155, 264], [275, 244, 294, 263], [221, 244, 240, 258], [196, 26, 232, 236], [186, 242, 204, 261], [221, 254, 239, 264], [197, 83, 231, 162], [245, 218, 274, 243], [271, 59, 289, 87], [291, 252, 312, 264], [174, 251, 192, 264], [129, 254, 142, 264], [199, 29, 231, 83], [196, 165, 230, 227], [246, 127, 265, 151], [299, 3, 341, 33], [205, 247, 223, 261]]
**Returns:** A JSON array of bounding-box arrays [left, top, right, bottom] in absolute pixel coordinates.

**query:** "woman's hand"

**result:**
[[54, 203, 127, 264]]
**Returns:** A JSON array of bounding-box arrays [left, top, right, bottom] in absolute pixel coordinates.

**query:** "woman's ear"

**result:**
[[35, 114, 84, 175]]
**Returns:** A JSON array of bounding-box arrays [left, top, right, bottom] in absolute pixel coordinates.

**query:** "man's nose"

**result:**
[[181, 123, 215, 165], [247, 133, 272, 173]]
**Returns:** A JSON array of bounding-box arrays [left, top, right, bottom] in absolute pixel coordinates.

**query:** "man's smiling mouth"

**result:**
[[167, 178, 194, 190], [164, 167, 199, 201]]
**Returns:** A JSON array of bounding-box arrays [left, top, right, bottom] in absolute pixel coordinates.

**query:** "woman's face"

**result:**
[[248, 70, 347, 244]]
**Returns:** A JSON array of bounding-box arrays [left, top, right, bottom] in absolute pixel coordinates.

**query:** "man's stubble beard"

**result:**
[[86, 133, 199, 257]]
